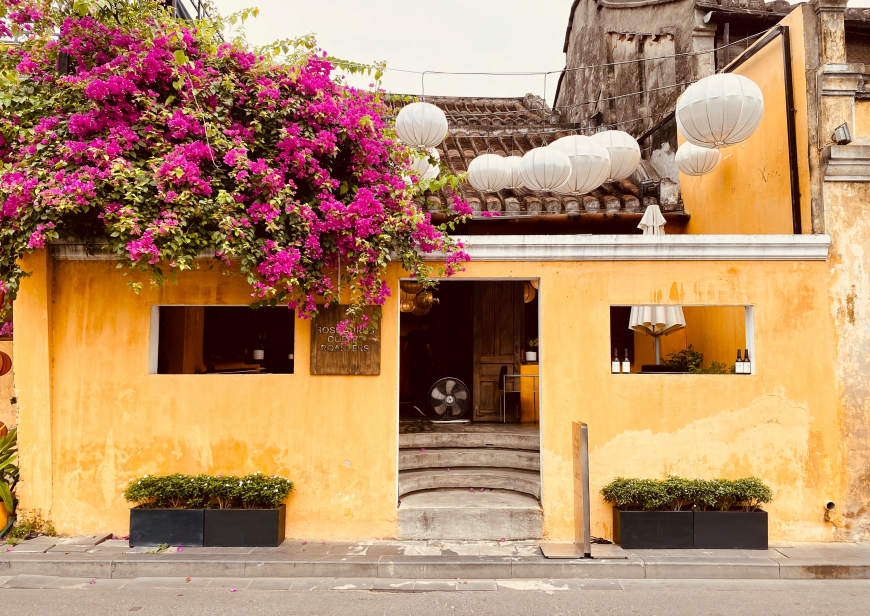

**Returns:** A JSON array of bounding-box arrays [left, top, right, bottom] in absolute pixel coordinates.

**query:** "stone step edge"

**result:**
[[0, 557, 866, 580]]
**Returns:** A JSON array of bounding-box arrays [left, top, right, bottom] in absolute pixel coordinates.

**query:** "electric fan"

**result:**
[[428, 377, 470, 423]]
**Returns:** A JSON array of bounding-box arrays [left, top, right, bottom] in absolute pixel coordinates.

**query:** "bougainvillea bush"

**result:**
[[0, 0, 469, 340]]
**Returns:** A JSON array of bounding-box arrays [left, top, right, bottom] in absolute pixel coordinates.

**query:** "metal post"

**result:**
[[572, 421, 592, 558]]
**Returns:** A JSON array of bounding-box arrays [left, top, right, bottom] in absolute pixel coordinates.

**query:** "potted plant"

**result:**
[[123, 472, 294, 547], [204, 473, 293, 547], [603, 477, 693, 549], [526, 338, 538, 362], [693, 478, 771, 549], [124, 474, 208, 547], [603, 475, 772, 549], [253, 332, 266, 361]]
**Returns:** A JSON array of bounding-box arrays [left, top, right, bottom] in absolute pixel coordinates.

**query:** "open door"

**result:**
[[472, 281, 523, 422]]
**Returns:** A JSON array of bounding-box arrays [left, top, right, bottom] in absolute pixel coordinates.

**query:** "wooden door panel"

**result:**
[[473, 281, 523, 422]]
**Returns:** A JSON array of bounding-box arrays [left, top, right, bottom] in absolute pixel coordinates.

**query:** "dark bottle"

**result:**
[[612, 349, 620, 374], [743, 348, 751, 374], [622, 349, 630, 374], [736, 349, 743, 374]]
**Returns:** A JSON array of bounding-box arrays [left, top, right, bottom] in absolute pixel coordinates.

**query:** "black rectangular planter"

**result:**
[[694, 511, 768, 550], [204, 504, 286, 547], [129, 508, 204, 547], [613, 509, 694, 549]]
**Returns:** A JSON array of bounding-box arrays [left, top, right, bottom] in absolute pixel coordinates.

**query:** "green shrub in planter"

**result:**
[[123, 473, 294, 510], [601, 475, 773, 512]]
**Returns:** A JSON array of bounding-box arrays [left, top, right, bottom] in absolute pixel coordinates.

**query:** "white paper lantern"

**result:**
[[675, 73, 764, 149], [590, 130, 641, 181], [549, 135, 611, 194], [395, 102, 449, 148], [408, 148, 440, 179], [675, 141, 721, 176], [468, 154, 511, 192], [519, 147, 572, 191], [505, 155, 524, 188]]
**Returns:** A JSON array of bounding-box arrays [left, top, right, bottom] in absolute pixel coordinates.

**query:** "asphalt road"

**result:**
[[2, 586, 869, 616]]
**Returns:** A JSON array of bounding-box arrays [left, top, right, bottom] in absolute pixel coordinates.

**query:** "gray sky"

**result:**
[[213, 0, 869, 105]]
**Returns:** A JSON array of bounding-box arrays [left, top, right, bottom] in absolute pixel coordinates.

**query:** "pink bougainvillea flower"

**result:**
[[88, 580, 96, 584], [420, 448, 425, 453], [177, 547, 184, 552], [230, 588, 237, 592], [500, 538, 505, 543], [469, 488, 473, 493]]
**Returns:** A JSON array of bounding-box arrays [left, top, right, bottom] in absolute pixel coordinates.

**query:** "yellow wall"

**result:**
[[854, 99, 870, 139], [682, 8, 813, 235], [14, 253, 839, 543], [15, 253, 400, 539]]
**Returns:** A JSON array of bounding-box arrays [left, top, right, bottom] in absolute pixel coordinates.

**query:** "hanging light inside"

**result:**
[[675, 73, 764, 149], [468, 154, 511, 192], [675, 141, 721, 176], [590, 130, 641, 181], [523, 282, 536, 303], [401, 280, 424, 295], [519, 147, 572, 191], [549, 135, 610, 195], [395, 102, 449, 148], [505, 155, 524, 189], [415, 290, 434, 311]]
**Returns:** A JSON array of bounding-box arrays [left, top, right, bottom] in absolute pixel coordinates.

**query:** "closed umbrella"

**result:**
[[629, 305, 686, 364], [631, 205, 684, 364]]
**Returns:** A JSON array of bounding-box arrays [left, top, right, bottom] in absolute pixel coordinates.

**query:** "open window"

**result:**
[[149, 306, 295, 374], [609, 305, 754, 375]]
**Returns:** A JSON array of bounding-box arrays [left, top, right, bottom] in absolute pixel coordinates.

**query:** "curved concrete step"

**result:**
[[399, 467, 541, 499], [399, 448, 540, 472], [399, 431, 539, 452], [398, 489, 543, 541]]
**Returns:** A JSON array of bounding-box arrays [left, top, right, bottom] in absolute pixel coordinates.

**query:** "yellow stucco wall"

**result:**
[[682, 8, 813, 235], [853, 100, 870, 140], [14, 253, 839, 542]]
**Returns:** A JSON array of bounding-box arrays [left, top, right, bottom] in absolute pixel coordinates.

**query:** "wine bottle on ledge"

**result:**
[[612, 349, 620, 374], [735, 349, 744, 374]]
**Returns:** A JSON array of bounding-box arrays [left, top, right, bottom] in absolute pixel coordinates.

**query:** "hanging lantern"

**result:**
[[400, 299, 415, 313], [468, 154, 511, 192], [415, 290, 434, 311], [675, 141, 721, 176], [675, 73, 764, 149], [523, 282, 536, 303], [505, 155, 524, 189], [401, 280, 424, 295], [519, 147, 572, 191], [590, 130, 641, 181], [411, 304, 429, 316], [549, 135, 610, 194], [395, 102, 449, 148], [408, 148, 440, 181]]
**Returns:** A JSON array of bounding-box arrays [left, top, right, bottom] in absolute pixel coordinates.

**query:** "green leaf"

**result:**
[[173, 50, 188, 65], [0, 482, 13, 514]]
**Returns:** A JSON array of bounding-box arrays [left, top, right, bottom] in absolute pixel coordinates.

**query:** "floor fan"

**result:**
[[428, 377, 470, 423]]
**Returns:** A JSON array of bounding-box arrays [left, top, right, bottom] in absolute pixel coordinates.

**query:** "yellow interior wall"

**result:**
[[854, 100, 870, 139], [14, 255, 839, 542], [631, 306, 746, 370], [682, 8, 813, 235]]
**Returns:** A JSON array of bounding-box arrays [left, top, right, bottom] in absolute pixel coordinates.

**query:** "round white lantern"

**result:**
[[675, 141, 721, 176], [590, 130, 641, 181], [549, 135, 611, 194], [395, 102, 449, 148], [675, 73, 764, 149], [519, 147, 572, 191], [505, 155, 524, 188], [408, 148, 440, 181], [468, 154, 511, 192]]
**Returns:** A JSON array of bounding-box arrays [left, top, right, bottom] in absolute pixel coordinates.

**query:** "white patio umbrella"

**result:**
[[630, 205, 684, 364], [629, 305, 686, 364]]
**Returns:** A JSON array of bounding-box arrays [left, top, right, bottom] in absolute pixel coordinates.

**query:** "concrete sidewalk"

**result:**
[[2, 536, 869, 580]]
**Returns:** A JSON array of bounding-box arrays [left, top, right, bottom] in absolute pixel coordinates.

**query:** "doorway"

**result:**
[[399, 280, 539, 424]]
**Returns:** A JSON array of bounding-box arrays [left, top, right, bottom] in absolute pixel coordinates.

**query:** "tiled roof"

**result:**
[[388, 95, 676, 220]]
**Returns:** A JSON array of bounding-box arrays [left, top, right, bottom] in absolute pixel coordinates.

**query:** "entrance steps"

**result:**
[[398, 422, 542, 541]]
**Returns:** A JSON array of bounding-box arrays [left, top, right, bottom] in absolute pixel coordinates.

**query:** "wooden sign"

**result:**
[[310, 305, 381, 375]]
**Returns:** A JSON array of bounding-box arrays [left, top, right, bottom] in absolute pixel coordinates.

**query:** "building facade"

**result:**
[[9, 0, 870, 542]]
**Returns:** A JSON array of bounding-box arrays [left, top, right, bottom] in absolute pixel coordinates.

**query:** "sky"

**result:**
[[212, 0, 572, 104], [212, 0, 870, 105]]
